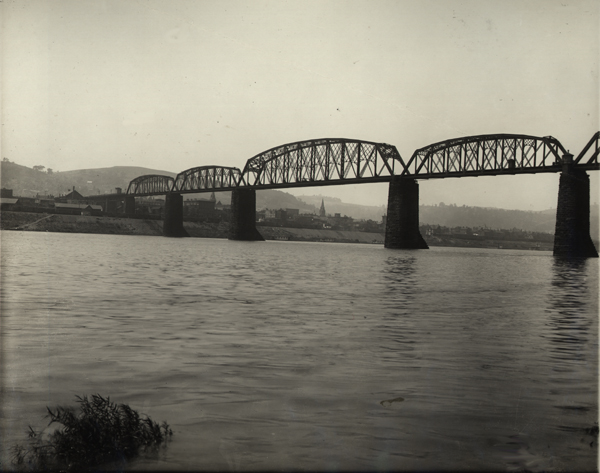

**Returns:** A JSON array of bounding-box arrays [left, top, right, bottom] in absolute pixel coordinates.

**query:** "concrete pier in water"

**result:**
[[553, 158, 598, 258], [124, 195, 136, 217], [163, 193, 189, 238], [229, 188, 264, 241], [384, 177, 428, 249]]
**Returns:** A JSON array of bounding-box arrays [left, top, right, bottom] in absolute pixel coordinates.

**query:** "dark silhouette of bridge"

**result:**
[[106, 132, 599, 257]]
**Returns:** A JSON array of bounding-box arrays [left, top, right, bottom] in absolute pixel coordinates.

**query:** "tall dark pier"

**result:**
[[553, 155, 598, 258], [163, 193, 189, 237], [384, 177, 428, 249], [124, 195, 136, 217], [229, 188, 264, 241]]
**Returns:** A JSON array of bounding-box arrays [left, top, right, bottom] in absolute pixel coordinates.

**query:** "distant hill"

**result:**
[[422, 203, 599, 240], [420, 204, 557, 233], [256, 190, 318, 213], [0, 160, 317, 212], [1, 161, 176, 197], [295, 194, 599, 239]]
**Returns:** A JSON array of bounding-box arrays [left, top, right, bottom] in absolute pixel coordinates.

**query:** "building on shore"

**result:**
[[55, 203, 103, 216], [55, 188, 86, 203]]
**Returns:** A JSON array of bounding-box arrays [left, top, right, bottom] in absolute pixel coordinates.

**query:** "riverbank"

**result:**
[[0, 211, 383, 243], [0, 211, 554, 250]]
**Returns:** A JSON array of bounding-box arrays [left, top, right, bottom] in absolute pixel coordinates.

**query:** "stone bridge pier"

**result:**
[[384, 177, 428, 249], [229, 189, 264, 241], [124, 195, 136, 217], [553, 156, 598, 258], [163, 193, 189, 237]]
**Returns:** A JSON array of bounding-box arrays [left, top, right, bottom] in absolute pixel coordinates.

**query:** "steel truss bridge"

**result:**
[[125, 133, 600, 196]]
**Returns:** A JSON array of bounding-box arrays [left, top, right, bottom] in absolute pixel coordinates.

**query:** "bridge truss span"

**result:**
[[172, 166, 243, 193], [241, 138, 405, 188], [126, 175, 175, 196], [402, 134, 569, 179]]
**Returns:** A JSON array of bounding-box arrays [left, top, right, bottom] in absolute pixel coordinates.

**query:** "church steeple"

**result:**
[[319, 199, 326, 217]]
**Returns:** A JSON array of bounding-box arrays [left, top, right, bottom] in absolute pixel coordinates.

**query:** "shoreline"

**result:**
[[1, 211, 554, 251]]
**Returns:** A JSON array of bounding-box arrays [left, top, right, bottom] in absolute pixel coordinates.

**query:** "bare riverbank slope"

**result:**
[[1, 211, 165, 236]]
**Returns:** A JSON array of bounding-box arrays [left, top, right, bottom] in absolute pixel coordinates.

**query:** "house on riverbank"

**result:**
[[55, 203, 103, 216]]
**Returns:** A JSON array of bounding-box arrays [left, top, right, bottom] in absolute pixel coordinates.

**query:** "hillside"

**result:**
[[256, 190, 318, 213], [0, 161, 316, 212], [0, 161, 177, 197], [421, 203, 599, 239], [420, 204, 557, 233]]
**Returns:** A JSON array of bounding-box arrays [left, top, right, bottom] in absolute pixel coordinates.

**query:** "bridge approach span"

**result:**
[[126, 174, 174, 196], [401, 134, 573, 179], [172, 166, 243, 193]]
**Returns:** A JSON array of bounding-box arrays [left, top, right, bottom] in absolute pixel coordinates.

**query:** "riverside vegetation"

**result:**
[[11, 394, 172, 471]]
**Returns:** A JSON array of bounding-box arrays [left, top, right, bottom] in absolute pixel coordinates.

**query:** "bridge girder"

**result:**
[[126, 175, 174, 196], [402, 134, 569, 179], [241, 138, 404, 188], [172, 165, 243, 193]]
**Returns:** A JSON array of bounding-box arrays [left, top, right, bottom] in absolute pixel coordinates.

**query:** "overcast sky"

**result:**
[[3, 0, 598, 210]]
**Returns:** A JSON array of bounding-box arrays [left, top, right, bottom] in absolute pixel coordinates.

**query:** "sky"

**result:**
[[2, 0, 599, 210]]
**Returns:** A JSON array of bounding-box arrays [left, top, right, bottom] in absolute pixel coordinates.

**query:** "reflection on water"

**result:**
[[383, 255, 417, 304], [378, 256, 419, 362], [546, 257, 598, 446], [546, 258, 593, 363]]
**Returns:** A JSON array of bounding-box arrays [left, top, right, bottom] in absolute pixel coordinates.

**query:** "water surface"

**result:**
[[1, 231, 597, 471]]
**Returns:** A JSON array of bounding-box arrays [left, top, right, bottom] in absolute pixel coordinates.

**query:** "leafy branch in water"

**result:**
[[11, 394, 172, 471]]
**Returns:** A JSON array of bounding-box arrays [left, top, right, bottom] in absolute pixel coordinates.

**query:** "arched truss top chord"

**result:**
[[172, 166, 243, 192], [401, 134, 569, 178], [126, 175, 174, 195], [574, 132, 600, 166], [241, 138, 405, 187]]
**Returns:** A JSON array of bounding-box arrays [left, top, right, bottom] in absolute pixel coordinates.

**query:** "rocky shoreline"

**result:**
[[0, 211, 554, 251]]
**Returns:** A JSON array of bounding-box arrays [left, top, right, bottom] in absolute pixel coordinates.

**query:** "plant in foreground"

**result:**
[[11, 394, 172, 471]]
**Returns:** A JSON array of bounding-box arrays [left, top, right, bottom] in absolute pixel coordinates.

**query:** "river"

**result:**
[[0, 230, 597, 471]]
